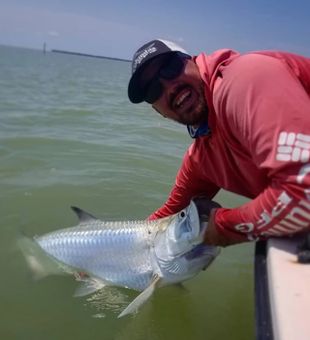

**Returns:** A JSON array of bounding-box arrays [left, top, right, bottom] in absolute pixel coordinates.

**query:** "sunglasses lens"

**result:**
[[143, 53, 189, 104], [145, 80, 162, 104], [160, 55, 184, 79]]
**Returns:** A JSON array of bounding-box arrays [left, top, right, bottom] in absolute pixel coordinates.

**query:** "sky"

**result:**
[[0, 0, 309, 60]]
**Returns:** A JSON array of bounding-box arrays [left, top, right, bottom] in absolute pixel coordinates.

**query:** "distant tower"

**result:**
[[43, 42, 46, 54]]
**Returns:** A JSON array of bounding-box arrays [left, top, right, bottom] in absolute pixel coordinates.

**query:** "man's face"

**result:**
[[139, 54, 209, 126]]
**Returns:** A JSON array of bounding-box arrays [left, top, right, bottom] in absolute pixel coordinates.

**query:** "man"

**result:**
[[128, 39, 310, 246]]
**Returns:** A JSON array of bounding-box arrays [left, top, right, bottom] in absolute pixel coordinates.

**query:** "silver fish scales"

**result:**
[[36, 218, 159, 291], [20, 201, 220, 317]]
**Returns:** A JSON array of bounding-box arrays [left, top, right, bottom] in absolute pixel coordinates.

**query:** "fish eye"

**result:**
[[175, 209, 192, 237]]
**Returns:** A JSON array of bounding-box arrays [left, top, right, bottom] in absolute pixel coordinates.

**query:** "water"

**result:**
[[0, 45, 254, 340]]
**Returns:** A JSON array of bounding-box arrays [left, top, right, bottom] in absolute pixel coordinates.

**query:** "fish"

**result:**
[[19, 200, 220, 318]]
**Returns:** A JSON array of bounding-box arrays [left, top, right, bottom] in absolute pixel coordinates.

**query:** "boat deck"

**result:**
[[267, 237, 310, 340], [255, 235, 310, 340]]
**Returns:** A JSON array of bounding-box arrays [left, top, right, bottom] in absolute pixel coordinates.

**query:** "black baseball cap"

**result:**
[[128, 39, 189, 103]]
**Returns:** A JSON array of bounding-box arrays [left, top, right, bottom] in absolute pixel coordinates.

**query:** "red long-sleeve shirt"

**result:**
[[149, 49, 310, 242]]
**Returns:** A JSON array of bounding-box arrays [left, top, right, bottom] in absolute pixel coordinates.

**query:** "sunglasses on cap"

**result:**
[[142, 52, 191, 104]]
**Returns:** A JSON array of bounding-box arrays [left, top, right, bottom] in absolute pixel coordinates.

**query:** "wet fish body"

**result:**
[[20, 201, 220, 317], [36, 216, 162, 291]]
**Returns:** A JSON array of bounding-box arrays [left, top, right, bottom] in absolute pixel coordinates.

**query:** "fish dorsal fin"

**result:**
[[118, 275, 161, 318], [71, 206, 98, 223]]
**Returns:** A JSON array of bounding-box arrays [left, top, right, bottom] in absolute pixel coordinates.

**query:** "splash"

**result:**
[[84, 286, 131, 318]]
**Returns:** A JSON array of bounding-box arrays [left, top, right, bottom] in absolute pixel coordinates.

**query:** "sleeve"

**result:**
[[214, 53, 310, 241], [148, 144, 220, 220]]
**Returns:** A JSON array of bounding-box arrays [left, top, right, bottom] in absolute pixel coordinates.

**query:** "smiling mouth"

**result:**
[[175, 89, 191, 107], [171, 86, 192, 111]]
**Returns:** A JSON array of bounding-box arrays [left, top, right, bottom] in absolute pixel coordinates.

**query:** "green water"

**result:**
[[0, 45, 254, 340]]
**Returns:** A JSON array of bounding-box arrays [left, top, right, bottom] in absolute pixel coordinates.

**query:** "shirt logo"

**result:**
[[276, 132, 310, 162]]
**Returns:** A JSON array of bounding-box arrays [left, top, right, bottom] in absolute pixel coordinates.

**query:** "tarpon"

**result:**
[[19, 201, 220, 317]]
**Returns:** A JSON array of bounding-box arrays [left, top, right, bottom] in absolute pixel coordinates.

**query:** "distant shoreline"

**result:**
[[51, 49, 131, 63], [0, 44, 132, 62]]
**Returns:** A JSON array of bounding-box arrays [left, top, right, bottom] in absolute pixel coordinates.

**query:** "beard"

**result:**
[[178, 83, 209, 126]]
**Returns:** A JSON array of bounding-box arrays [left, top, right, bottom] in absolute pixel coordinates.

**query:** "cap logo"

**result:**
[[133, 43, 157, 72]]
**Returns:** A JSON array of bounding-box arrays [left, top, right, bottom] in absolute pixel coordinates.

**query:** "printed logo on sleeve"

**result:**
[[276, 132, 310, 162]]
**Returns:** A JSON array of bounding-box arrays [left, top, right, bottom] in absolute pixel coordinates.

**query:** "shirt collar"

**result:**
[[187, 123, 210, 138]]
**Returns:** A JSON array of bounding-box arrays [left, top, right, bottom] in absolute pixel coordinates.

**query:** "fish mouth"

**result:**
[[185, 244, 214, 260], [185, 244, 220, 271]]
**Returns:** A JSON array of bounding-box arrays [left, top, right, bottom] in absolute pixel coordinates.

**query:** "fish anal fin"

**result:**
[[74, 276, 107, 297], [71, 206, 98, 223], [118, 275, 161, 318]]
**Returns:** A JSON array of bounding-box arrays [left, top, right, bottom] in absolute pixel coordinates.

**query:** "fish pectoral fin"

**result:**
[[117, 275, 161, 318], [70, 206, 98, 223], [74, 277, 107, 297]]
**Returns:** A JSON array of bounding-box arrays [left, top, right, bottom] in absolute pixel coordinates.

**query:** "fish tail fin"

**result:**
[[18, 235, 64, 280]]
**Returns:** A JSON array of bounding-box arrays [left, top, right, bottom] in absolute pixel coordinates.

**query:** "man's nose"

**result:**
[[159, 77, 177, 99]]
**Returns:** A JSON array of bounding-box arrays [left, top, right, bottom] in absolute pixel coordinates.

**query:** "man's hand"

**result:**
[[194, 197, 245, 247], [203, 209, 229, 247]]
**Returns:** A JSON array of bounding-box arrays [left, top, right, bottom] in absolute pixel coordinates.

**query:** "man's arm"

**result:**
[[148, 146, 220, 220], [212, 52, 310, 243]]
